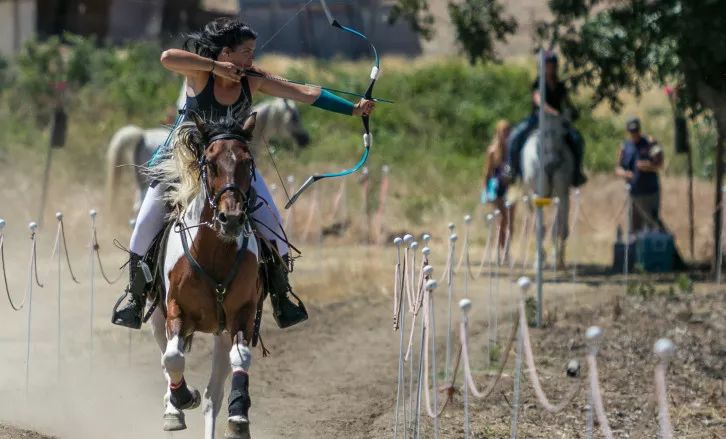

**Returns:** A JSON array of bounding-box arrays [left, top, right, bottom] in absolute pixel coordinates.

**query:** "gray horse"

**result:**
[[521, 112, 573, 269], [106, 98, 310, 215]]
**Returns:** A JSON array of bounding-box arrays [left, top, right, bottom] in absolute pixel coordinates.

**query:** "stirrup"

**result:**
[[272, 290, 308, 329]]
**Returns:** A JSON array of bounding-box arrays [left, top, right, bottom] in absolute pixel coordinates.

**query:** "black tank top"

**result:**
[[184, 74, 252, 122]]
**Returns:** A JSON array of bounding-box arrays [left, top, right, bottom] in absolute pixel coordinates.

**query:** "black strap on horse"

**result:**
[[177, 221, 251, 334]]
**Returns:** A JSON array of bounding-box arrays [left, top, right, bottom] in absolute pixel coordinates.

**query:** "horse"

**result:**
[[521, 112, 573, 269], [147, 112, 263, 439], [106, 98, 310, 216]]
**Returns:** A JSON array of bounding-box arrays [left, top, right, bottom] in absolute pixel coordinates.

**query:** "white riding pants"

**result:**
[[129, 170, 288, 257]]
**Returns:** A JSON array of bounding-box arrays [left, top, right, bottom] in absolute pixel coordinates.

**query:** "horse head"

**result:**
[[189, 112, 257, 241], [280, 99, 310, 147]]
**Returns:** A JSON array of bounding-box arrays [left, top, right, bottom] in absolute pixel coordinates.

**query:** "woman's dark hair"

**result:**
[[183, 18, 257, 59]]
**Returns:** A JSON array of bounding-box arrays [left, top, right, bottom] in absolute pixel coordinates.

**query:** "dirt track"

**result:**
[[0, 169, 724, 438], [1, 230, 723, 438]]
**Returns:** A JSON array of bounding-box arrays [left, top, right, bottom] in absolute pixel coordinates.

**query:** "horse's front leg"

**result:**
[[225, 301, 256, 439], [150, 305, 186, 431], [162, 301, 201, 426], [225, 329, 252, 439], [203, 334, 232, 439]]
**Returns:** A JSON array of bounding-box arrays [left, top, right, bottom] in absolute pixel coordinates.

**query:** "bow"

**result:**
[[258, 0, 381, 209]]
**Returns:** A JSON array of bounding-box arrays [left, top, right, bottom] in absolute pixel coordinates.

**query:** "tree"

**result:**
[[392, 0, 726, 266], [388, 0, 517, 63], [538, 0, 726, 268]]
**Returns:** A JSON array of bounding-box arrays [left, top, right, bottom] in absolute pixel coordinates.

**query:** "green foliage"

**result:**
[[541, 0, 726, 117], [675, 273, 694, 295], [488, 342, 501, 364], [390, 0, 516, 63], [448, 0, 517, 64], [0, 35, 711, 204], [626, 265, 656, 299], [525, 296, 537, 327], [388, 0, 435, 39]]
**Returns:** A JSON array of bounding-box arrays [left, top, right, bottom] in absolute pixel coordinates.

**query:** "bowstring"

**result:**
[[261, 134, 292, 205]]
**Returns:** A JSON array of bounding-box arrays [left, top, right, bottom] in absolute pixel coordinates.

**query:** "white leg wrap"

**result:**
[[163, 335, 185, 382], [130, 183, 168, 255], [251, 171, 289, 256], [229, 332, 252, 373]]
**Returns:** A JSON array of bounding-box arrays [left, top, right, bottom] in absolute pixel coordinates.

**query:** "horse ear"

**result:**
[[241, 112, 257, 136], [188, 111, 207, 139]]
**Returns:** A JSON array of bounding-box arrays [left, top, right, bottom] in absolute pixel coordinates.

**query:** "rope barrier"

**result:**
[[460, 308, 518, 399], [58, 214, 80, 284], [517, 278, 582, 413]]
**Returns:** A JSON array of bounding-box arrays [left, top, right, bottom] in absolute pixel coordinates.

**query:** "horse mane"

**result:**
[[146, 112, 252, 214]]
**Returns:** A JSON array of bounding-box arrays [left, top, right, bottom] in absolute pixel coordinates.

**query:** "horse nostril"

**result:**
[[217, 212, 228, 224]]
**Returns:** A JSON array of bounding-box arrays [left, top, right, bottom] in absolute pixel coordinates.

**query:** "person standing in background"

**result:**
[[615, 117, 664, 234]]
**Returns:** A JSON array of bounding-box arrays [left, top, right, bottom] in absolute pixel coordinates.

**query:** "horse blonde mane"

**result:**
[[146, 121, 204, 213]]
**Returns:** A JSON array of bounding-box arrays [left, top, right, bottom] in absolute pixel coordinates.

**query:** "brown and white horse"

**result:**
[[148, 112, 262, 439]]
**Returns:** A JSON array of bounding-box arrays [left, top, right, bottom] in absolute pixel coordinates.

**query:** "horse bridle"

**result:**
[[198, 133, 258, 224]]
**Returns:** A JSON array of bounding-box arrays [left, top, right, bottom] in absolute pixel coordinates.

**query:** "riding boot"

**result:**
[[111, 252, 148, 329], [268, 255, 308, 329], [567, 130, 588, 187]]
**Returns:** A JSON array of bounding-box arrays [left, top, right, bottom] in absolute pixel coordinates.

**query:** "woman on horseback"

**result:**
[[112, 17, 376, 330], [506, 51, 586, 187]]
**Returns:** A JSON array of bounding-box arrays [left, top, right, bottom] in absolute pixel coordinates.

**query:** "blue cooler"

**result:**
[[635, 230, 674, 273]]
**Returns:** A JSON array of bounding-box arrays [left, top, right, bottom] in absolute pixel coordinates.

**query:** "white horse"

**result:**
[[521, 112, 573, 268], [106, 98, 310, 215]]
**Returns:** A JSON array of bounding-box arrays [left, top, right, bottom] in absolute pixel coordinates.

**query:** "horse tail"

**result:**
[[106, 125, 144, 215]]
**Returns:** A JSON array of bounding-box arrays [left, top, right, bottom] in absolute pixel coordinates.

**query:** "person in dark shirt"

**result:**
[[506, 51, 587, 187], [615, 117, 664, 233]]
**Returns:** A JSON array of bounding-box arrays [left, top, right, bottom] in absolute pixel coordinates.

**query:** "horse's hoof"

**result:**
[[163, 412, 186, 431], [224, 416, 251, 439]]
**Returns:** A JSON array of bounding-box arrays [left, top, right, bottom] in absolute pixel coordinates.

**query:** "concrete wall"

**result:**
[[0, 0, 36, 57]]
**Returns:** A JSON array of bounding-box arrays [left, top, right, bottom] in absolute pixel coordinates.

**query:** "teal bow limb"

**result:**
[[284, 0, 380, 209]]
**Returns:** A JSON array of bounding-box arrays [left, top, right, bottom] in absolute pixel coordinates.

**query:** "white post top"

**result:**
[[517, 276, 531, 292], [459, 298, 472, 314], [585, 326, 604, 348], [653, 338, 675, 362]]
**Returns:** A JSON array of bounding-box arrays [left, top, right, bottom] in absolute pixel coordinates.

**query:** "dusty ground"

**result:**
[[0, 164, 723, 438], [0, 233, 723, 438]]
